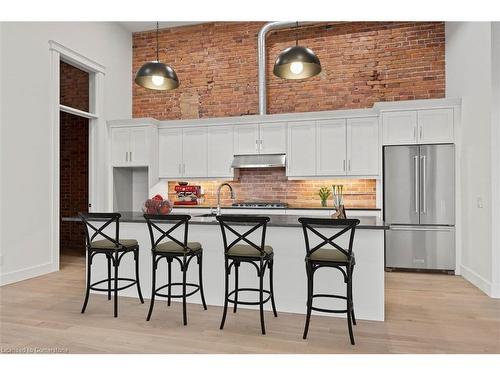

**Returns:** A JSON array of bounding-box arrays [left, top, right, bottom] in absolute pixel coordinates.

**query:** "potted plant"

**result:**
[[318, 186, 331, 207]]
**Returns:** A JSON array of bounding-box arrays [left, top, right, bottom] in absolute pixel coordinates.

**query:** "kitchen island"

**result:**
[[63, 213, 387, 321]]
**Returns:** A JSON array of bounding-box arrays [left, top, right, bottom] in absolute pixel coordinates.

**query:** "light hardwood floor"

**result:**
[[1, 255, 499, 354]]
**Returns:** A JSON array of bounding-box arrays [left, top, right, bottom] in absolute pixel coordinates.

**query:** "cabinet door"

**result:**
[[159, 128, 182, 178], [111, 128, 130, 166], [287, 121, 316, 176], [382, 111, 417, 145], [129, 127, 149, 166], [259, 122, 286, 154], [182, 127, 208, 177], [234, 124, 259, 155], [418, 108, 454, 144], [207, 126, 234, 177], [316, 119, 347, 176], [347, 117, 379, 175]]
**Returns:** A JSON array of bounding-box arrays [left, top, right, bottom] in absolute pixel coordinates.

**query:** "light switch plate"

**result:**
[[477, 197, 484, 208]]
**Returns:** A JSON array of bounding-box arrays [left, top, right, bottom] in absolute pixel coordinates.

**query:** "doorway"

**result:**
[[59, 61, 89, 257]]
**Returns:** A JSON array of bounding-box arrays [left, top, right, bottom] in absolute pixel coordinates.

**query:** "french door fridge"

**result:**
[[383, 144, 455, 271]]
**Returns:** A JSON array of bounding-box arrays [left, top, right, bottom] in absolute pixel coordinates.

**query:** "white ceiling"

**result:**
[[119, 22, 205, 33]]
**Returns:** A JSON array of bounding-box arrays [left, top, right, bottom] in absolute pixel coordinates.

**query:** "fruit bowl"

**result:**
[[143, 195, 173, 215]]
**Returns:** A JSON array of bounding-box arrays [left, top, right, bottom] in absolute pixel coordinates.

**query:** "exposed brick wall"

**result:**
[[132, 21, 445, 119], [135, 22, 444, 209], [59, 62, 89, 253], [167, 169, 376, 208]]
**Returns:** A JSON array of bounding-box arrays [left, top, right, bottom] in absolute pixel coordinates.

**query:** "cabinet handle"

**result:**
[[260, 139, 263, 152], [255, 139, 258, 151], [419, 125, 423, 140], [130, 151, 132, 162], [413, 126, 417, 141], [343, 160, 346, 171], [125, 152, 128, 162], [348, 160, 351, 171]]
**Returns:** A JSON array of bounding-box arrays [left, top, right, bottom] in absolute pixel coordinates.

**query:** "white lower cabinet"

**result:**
[[316, 119, 347, 175], [208, 126, 234, 177], [287, 121, 316, 176], [347, 117, 379, 175]]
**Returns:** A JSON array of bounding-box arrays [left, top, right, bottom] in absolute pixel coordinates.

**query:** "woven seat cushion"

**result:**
[[309, 247, 353, 262], [155, 241, 202, 253], [91, 239, 138, 249], [227, 244, 273, 257]]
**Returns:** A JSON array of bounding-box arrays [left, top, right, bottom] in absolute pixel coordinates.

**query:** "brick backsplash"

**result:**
[[133, 21, 445, 119], [167, 169, 376, 208]]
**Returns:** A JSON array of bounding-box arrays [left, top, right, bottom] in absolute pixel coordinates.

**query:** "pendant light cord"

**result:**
[[295, 21, 298, 46], [156, 21, 160, 62]]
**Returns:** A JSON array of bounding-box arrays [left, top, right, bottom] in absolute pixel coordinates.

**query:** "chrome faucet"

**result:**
[[216, 183, 235, 215]]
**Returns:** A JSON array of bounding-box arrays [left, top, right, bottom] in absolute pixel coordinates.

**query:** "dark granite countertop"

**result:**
[[63, 211, 388, 230]]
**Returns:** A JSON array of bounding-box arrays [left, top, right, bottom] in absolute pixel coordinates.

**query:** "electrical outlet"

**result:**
[[477, 197, 484, 208]]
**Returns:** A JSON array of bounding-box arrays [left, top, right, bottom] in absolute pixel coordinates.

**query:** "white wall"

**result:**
[[446, 22, 500, 297], [0, 22, 132, 284]]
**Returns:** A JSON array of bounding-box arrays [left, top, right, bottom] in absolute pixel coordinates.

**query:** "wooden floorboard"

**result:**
[[0, 255, 499, 353]]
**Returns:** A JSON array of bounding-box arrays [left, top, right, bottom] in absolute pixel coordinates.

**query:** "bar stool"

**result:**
[[144, 214, 207, 325], [298, 217, 360, 345], [79, 212, 144, 318], [216, 215, 277, 335]]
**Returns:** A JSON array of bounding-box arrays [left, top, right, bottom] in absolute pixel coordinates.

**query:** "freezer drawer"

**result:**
[[385, 226, 455, 270]]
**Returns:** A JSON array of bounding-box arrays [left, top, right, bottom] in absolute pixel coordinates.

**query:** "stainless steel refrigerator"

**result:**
[[383, 144, 455, 271]]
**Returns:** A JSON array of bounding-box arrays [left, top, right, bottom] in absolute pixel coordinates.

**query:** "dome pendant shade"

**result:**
[[135, 61, 179, 90], [273, 45, 321, 80]]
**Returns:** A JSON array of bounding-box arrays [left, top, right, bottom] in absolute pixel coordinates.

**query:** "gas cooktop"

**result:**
[[231, 202, 288, 208]]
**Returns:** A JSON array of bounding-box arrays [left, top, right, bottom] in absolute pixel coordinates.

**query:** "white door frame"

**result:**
[[48, 40, 106, 270]]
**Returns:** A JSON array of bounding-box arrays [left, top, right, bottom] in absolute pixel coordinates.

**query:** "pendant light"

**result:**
[[135, 22, 179, 90], [273, 22, 321, 80]]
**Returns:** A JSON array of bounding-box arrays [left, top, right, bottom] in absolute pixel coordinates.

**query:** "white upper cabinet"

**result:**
[[111, 126, 154, 167], [382, 107, 454, 145], [287, 121, 316, 176], [182, 127, 208, 177], [316, 119, 347, 176], [259, 122, 287, 154], [208, 126, 234, 177], [234, 124, 260, 155], [159, 128, 182, 178], [382, 111, 417, 145], [347, 117, 379, 175], [417, 108, 454, 144]]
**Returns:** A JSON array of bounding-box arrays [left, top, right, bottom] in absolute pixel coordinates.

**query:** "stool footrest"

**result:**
[[227, 288, 272, 306], [154, 282, 201, 298], [311, 306, 348, 314], [90, 277, 137, 292], [310, 293, 349, 314]]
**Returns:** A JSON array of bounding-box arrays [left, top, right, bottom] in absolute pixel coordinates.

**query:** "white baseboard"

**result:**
[[460, 264, 494, 297], [0, 262, 58, 286], [491, 283, 500, 298]]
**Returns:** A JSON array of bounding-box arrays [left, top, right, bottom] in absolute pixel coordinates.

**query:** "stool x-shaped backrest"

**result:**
[[298, 218, 360, 259], [216, 215, 270, 256], [144, 214, 190, 252], [79, 212, 122, 249]]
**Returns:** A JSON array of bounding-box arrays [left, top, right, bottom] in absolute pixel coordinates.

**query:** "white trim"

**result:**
[[460, 264, 493, 297], [373, 98, 462, 112], [49, 40, 106, 74], [0, 262, 58, 286], [60, 104, 98, 119]]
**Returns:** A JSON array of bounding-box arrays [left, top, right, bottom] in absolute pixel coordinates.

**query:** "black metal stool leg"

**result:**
[[346, 265, 355, 345], [167, 258, 172, 307], [182, 259, 188, 326], [107, 254, 111, 301], [113, 252, 119, 318], [146, 256, 157, 321], [259, 262, 266, 335], [303, 262, 313, 339], [220, 259, 229, 330], [81, 251, 92, 314], [198, 253, 207, 310], [134, 249, 144, 304], [269, 259, 278, 317], [233, 262, 239, 313]]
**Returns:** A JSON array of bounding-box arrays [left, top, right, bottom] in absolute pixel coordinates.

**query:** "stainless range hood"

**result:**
[[231, 154, 286, 169]]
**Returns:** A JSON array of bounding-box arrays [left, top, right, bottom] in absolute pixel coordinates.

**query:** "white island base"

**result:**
[[85, 219, 385, 322]]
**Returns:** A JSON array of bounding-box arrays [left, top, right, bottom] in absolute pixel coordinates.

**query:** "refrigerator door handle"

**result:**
[[414, 155, 419, 213], [389, 225, 453, 232], [421, 155, 426, 213]]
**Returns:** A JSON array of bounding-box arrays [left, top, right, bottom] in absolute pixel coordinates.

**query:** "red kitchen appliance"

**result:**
[[174, 185, 202, 205]]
